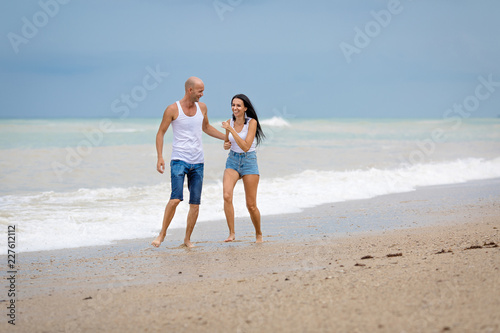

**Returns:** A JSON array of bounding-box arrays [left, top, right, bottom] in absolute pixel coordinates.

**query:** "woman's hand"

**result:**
[[224, 141, 231, 150], [221, 120, 231, 130]]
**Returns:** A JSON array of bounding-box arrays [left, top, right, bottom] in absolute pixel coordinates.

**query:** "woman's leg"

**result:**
[[242, 174, 262, 243], [223, 168, 240, 241]]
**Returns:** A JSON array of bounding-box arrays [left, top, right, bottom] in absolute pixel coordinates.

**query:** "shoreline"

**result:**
[[12, 177, 500, 255], [3, 178, 500, 332]]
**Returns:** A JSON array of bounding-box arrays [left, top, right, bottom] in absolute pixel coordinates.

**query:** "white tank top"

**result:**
[[229, 117, 257, 153], [171, 101, 204, 164]]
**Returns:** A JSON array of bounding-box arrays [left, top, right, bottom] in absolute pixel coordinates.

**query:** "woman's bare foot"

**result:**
[[256, 234, 263, 243], [224, 234, 236, 242], [184, 240, 194, 248], [151, 235, 165, 247]]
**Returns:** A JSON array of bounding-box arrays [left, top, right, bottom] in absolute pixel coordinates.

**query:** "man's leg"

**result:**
[[184, 163, 204, 247], [184, 204, 199, 248], [151, 199, 181, 247], [152, 160, 186, 247]]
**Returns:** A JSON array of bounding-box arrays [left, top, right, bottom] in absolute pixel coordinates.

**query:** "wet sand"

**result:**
[[2, 179, 500, 332]]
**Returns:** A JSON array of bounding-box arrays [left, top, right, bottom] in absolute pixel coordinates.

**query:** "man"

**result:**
[[152, 77, 225, 248]]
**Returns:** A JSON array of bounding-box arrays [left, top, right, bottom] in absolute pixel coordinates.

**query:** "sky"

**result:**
[[1, 0, 499, 120]]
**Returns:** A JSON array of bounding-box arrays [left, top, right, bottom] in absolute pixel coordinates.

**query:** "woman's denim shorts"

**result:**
[[225, 151, 259, 177]]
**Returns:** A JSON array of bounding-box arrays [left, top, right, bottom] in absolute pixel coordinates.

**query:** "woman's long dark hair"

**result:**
[[231, 94, 265, 146]]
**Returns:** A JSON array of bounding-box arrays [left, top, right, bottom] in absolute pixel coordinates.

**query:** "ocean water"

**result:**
[[1, 117, 500, 252]]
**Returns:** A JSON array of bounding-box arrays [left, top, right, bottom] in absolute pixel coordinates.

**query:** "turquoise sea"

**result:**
[[1, 117, 499, 252]]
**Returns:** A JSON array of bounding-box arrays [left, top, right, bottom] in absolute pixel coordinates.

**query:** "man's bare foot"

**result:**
[[224, 234, 236, 242], [256, 234, 263, 243], [184, 240, 194, 248], [151, 235, 165, 247]]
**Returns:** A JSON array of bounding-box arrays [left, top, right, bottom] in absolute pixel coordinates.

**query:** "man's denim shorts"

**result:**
[[170, 160, 204, 205], [225, 151, 259, 177]]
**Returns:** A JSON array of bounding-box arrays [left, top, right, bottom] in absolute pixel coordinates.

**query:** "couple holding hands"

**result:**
[[151, 77, 265, 248]]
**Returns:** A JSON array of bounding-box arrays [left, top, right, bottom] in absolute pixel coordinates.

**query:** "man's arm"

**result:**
[[200, 102, 225, 140], [156, 104, 176, 174]]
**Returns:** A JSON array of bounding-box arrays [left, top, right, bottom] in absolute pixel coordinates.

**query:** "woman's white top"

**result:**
[[229, 117, 257, 153]]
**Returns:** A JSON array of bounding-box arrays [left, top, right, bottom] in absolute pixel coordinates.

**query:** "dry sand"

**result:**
[[2, 179, 500, 332]]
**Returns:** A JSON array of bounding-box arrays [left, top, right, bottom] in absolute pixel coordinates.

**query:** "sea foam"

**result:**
[[1, 157, 499, 253], [260, 116, 291, 127]]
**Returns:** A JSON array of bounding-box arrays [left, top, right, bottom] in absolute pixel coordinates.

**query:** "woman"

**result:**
[[221, 94, 265, 243]]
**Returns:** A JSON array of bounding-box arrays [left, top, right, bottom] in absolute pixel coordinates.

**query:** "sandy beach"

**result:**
[[2, 179, 500, 332]]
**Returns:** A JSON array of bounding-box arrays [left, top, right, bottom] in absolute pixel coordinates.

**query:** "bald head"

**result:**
[[185, 77, 204, 92], [184, 76, 205, 102]]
